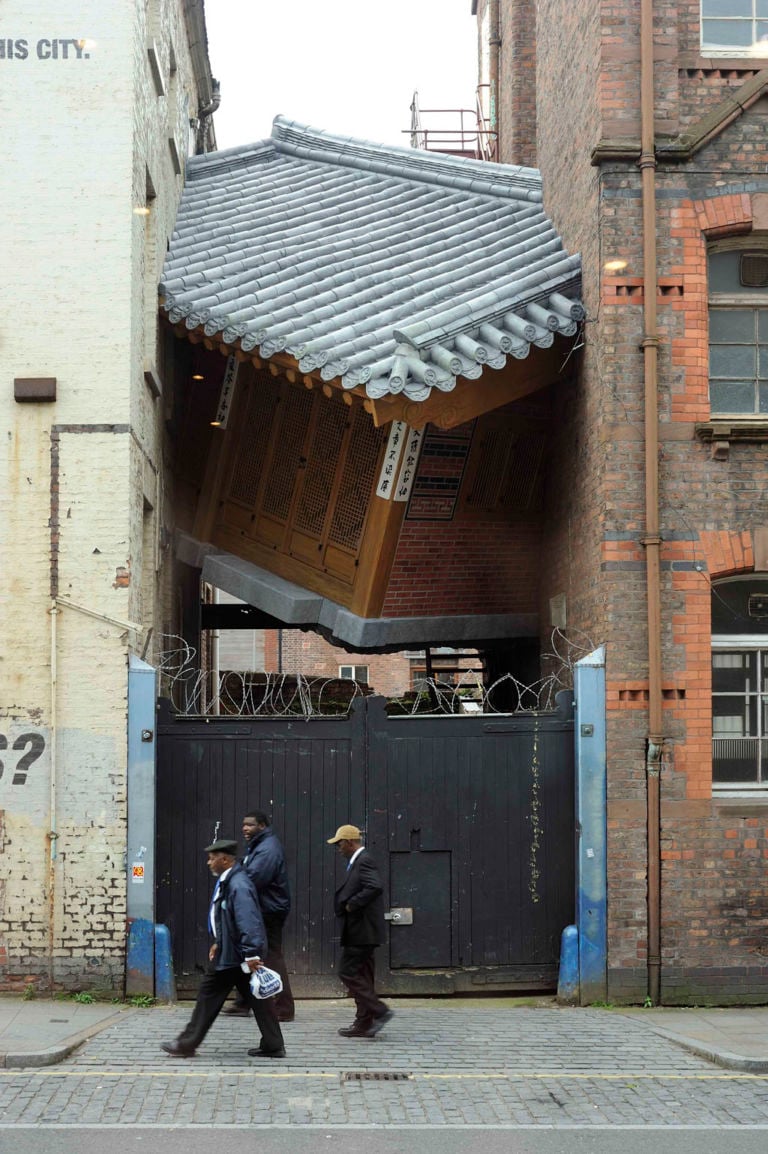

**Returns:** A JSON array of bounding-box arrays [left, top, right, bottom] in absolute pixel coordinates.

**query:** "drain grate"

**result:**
[[341, 1071, 412, 1082]]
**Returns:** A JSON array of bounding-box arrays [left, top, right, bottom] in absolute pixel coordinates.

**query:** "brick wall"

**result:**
[[382, 420, 542, 619], [501, 0, 768, 1000], [488, 0, 538, 167], [262, 631, 413, 698]]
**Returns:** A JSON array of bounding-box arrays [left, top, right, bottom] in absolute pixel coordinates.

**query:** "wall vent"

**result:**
[[748, 593, 768, 618], [740, 253, 768, 288]]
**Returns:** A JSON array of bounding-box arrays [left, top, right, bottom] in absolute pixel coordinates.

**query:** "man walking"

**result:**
[[161, 838, 286, 1059], [328, 823, 393, 1038], [225, 810, 295, 1021]]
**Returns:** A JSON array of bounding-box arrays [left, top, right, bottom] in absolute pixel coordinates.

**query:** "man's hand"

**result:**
[[209, 943, 218, 962], [245, 956, 264, 973]]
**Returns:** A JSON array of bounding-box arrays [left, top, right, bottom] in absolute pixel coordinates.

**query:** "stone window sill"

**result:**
[[696, 420, 768, 456]]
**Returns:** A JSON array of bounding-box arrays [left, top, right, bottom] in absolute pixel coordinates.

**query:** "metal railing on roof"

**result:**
[[409, 87, 498, 163]]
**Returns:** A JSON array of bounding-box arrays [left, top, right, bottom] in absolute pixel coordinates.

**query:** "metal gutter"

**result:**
[[639, 0, 663, 1007]]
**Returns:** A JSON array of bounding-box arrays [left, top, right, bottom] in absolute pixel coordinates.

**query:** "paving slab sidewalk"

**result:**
[[620, 1006, 768, 1071], [0, 995, 130, 1068]]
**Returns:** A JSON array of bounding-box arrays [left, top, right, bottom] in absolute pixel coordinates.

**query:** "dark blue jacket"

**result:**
[[242, 827, 291, 916], [214, 863, 267, 969]]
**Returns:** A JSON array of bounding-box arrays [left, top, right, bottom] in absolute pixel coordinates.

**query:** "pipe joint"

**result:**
[[638, 150, 657, 170], [646, 739, 663, 767], [640, 534, 662, 547], [639, 336, 660, 350]]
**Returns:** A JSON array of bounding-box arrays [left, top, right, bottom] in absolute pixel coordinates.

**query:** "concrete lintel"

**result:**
[[203, 553, 324, 626], [179, 534, 537, 649]]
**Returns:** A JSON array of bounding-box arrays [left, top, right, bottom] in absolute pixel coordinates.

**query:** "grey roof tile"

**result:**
[[161, 117, 583, 400]]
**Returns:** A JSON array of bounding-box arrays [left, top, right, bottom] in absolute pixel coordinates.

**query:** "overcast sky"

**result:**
[[204, 0, 478, 151]]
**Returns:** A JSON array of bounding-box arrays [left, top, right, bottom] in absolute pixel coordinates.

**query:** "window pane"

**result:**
[[709, 253, 744, 293], [713, 650, 756, 692], [759, 0, 768, 16], [711, 379, 757, 412], [710, 344, 756, 376], [703, 19, 755, 46], [714, 694, 756, 734], [703, 0, 751, 15], [757, 21, 768, 44], [701, 0, 747, 12], [709, 309, 754, 342], [758, 311, 768, 341], [713, 738, 760, 783]]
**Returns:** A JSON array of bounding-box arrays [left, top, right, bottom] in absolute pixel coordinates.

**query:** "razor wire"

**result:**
[[157, 627, 595, 719]]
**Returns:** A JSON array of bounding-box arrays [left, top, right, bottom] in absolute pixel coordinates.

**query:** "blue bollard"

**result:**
[[557, 923, 579, 1004], [154, 923, 176, 1003]]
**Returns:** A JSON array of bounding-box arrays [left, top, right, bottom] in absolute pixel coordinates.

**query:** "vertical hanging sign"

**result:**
[[394, 427, 424, 502], [214, 356, 239, 428], [375, 420, 406, 499]]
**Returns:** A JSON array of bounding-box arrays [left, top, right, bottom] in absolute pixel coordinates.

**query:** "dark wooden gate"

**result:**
[[156, 696, 574, 996]]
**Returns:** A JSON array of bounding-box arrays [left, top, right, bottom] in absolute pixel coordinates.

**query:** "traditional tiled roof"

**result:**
[[161, 117, 584, 402]]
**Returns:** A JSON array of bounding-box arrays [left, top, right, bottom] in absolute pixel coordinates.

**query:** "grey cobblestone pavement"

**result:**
[[1, 999, 768, 1127]]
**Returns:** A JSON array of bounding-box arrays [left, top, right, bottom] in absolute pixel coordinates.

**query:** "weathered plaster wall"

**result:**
[[0, 0, 206, 991]]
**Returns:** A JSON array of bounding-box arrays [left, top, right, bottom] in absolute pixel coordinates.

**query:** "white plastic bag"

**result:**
[[249, 965, 283, 1000]]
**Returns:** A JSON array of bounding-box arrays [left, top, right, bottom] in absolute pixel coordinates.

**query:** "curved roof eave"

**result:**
[[161, 117, 584, 402]]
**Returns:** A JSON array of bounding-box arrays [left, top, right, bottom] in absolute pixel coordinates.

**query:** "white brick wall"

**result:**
[[0, 0, 212, 990]]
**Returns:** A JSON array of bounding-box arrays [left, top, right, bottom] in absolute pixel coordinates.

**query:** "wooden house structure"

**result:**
[[163, 118, 584, 662]]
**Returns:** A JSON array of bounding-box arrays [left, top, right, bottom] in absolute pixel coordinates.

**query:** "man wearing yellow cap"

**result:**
[[327, 824, 393, 1038]]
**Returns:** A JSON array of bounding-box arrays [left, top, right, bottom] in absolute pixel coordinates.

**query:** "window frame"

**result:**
[[339, 664, 369, 684], [712, 635, 768, 792], [701, 0, 768, 57], [708, 241, 768, 419]]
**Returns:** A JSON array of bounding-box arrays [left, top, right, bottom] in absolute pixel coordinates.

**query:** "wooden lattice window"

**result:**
[[458, 411, 546, 519], [294, 399, 349, 537], [329, 406, 386, 551], [262, 386, 314, 522], [219, 374, 386, 587], [228, 372, 279, 506]]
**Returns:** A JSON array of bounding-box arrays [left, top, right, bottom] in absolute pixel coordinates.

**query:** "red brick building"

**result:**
[[473, 0, 768, 1001]]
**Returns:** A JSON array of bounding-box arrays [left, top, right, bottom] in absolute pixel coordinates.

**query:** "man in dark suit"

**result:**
[[160, 839, 286, 1059], [225, 810, 295, 1021], [328, 823, 393, 1038]]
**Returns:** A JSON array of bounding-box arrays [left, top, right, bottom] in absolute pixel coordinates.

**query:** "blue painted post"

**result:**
[[574, 646, 608, 1004], [126, 656, 157, 996], [154, 924, 177, 1003], [557, 924, 579, 1004]]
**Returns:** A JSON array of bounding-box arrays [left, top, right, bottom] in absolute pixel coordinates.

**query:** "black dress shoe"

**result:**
[[366, 1008, 394, 1036], [161, 1041, 196, 1057], [338, 1024, 373, 1038], [224, 1003, 250, 1016], [247, 1046, 286, 1058], [277, 1013, 295, 1022]]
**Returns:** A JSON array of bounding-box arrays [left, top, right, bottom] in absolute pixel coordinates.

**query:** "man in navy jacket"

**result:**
[[226, 811, 295, 1020], [329, 823, 393, 1038], [161, 839, 285, 1059]]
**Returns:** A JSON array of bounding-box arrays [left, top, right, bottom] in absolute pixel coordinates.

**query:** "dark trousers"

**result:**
[[176, 963, 284, 1054], [263, 912, 295, 1018], [338, 945, 388, 1025]]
